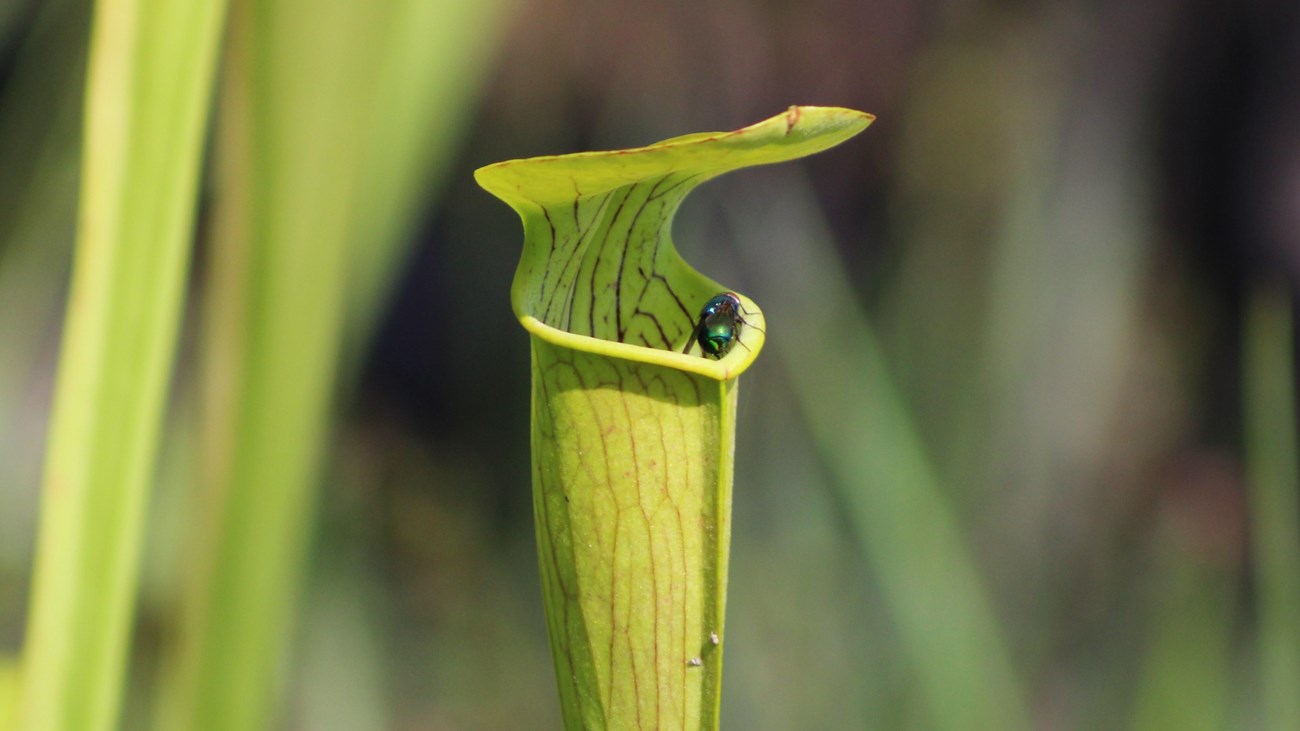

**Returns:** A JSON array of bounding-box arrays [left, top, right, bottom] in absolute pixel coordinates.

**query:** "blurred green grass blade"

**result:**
[[729, 175, 1030, 730], [1243, 281, 1300, 728], [156, 1, 510, 729], [342, 0, 511, 350], [1129, 539, 1234, 731], [158, 0, 386, 726], [17, 0, 227, 727]]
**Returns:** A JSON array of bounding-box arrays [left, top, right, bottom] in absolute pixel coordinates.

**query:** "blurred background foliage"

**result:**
[[1, 0, 1299, 729]]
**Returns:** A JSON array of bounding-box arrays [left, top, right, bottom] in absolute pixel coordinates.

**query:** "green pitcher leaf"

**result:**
[[475, 106, 871, 730]]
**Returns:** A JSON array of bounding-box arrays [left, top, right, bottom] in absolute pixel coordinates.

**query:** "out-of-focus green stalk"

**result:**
[[154, 1, 381, 728], [154, 0, 509, 728], [342, 0, 510, 348], [1129, 541, 1233, 731], [730, 176, 1030, 731], [1243, 281, 1300, 728], [17, 0, 227, 727]]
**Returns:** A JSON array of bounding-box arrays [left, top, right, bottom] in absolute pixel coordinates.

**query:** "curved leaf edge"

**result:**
[[475, 106, 873, 203], [478, 106, 874, 383]]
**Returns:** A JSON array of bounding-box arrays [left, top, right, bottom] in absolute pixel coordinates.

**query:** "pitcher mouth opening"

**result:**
[[516, 311, 761, 383]]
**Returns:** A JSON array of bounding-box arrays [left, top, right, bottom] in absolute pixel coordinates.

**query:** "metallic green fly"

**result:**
[[683, 292, 763, 359]]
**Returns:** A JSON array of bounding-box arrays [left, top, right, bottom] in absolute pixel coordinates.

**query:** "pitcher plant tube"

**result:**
[[475, 106, 871, 730]]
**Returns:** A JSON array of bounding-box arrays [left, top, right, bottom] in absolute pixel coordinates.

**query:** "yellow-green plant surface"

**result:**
[[0, 659, 16, 730], [152, 0, 509, 729], [476, 107, 871, 730], [17, 0, 227, 728]]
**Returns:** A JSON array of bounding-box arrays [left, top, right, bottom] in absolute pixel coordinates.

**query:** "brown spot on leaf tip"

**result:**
[[785, 106, 801, 134]]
